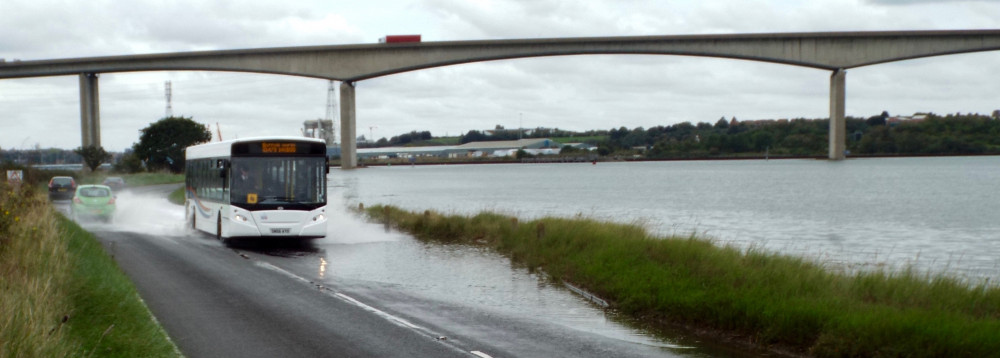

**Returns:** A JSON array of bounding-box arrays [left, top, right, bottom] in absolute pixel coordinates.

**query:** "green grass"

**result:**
[[430, 136, 462, 145], [552, 135, 606, 144], [0, 163, 183, 192], [29, 170, 182, 186], [412, 137, 461, 146], [363, 205, 1000, 357], [1, 182, 178, 357], [58, 216, 178, 357], [116, 172, 185, 187], [167, 186, 186, 205]]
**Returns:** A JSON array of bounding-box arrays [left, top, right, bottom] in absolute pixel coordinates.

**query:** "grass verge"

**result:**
[[167, 186, 186, 205], [363, 204, 1000, 357], [116, 172, 185, 187], [1, 182, 177, 357]]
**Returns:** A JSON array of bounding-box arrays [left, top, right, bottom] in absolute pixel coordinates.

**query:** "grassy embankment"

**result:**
[[363, 205, 1000, 357], [168, 187, 186, 205], [114, 172, 185, 187], [1, 178, 179, 357]]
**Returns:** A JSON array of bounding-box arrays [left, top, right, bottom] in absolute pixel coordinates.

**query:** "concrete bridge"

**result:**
[[2, 30, 999, 168]]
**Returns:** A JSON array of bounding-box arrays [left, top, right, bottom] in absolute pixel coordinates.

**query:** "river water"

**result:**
[[333, 156, 1000, 282]]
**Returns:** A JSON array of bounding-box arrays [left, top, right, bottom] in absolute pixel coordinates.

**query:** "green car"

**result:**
[[71, 185, 117, 223]]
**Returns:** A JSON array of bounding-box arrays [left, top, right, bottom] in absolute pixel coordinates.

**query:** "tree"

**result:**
[[133, 116, 211, 173], [609, 126, 629, 141], [673, 122, 696, 138], [460, 130, 488, 144], [866, 113, 887, 126], [750, 131, 775, 151], [714, 117, 730, 129], [621, 127, 648, 147], [113, 151, 144, 173], [596, 144, 614, 156], [560, 145, 580, 154], [73, 145, 111, 172]]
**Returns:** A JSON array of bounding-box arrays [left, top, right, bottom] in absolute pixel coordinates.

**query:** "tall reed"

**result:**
[[364, 204, 1000, 357], [1, 183, 76, 357], [1, 181, 177, 357]]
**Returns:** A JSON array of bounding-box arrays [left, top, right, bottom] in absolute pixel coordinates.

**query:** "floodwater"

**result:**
[[71, 185, 711, 356], [313, 189, 703, 355], [334, 156, 1000, 282], [67, 156, 1000, 356]]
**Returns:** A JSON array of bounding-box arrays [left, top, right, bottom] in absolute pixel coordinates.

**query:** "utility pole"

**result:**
[[325, 80, 338, 145], [164, 81, 173, 118]]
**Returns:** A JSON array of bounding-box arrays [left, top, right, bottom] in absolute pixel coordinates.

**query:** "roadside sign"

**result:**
[[6, 170, 23, 188]]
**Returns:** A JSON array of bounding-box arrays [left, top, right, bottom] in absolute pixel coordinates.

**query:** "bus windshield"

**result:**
[[230, 157, 326, 209]]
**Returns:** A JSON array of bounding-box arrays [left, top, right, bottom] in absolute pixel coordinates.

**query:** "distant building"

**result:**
[[302, 119, 335, 146], [350, 138, 569, 160], [887, 114, 928, 126], [561, 143, 598, 151], [483, 126, 555, 137]]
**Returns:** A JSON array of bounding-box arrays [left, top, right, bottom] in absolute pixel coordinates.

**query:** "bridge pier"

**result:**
[[79, 72, 101, 148], [828, 69, 846, 160], [339, 81, 357, 169]]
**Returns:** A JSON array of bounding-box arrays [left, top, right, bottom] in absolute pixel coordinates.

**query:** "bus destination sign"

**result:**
[[261, 142, 297, 153]]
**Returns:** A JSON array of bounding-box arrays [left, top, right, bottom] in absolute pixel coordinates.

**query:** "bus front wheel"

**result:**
[[216, 215, 223, 242]]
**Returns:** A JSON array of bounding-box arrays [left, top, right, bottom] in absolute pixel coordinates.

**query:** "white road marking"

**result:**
[[255, 261, 313, 284], [256, 261, 425, 330], [471, 350, 494, 358], [334, 293, 424, 330], [257, 260, 485, 355]]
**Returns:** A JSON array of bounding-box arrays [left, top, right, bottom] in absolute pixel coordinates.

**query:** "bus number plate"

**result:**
[[271, 228, 291, 234]]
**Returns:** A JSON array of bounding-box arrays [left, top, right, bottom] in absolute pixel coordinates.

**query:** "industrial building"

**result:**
[[325, 138, 595, 161]]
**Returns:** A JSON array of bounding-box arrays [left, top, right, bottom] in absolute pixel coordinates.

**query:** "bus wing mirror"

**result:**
[[219, 160, 230, 178]]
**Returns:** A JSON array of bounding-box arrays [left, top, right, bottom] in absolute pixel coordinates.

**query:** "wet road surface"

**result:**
[[97, 229, 472, 357], [65, 184, 756, 357]]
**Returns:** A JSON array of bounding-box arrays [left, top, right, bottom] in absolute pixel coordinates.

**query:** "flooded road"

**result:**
[[66, 184, 763, 357], [247, 192, 728, 357]]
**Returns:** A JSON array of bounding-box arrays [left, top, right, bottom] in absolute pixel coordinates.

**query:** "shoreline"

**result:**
[[332, 152, 1000, 168]]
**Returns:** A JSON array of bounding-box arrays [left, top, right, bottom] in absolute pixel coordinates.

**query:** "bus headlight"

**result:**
[[312, 214, 326, 222], [234, 214, 249, 222]]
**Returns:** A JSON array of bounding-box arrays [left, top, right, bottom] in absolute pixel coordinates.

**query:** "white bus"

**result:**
[[185, 137, 329, 241]]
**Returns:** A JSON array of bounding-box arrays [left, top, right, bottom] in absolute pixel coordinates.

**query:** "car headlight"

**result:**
[[312, 214, 326, 222], [234, 214, 248, 222]]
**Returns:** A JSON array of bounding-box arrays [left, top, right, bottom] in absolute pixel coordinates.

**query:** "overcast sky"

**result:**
[[1, 0, 999, 152]]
